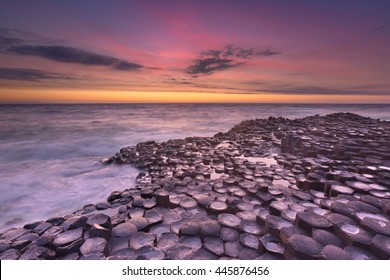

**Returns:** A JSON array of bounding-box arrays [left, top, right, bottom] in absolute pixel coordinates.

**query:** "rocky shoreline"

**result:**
[[1, 112, 389, 260]]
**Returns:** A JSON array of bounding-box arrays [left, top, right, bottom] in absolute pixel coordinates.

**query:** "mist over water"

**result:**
[[0, 103, 389, 232]]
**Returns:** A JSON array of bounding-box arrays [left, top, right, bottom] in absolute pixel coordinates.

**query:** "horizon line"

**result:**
[[1, 101, 390, 105]]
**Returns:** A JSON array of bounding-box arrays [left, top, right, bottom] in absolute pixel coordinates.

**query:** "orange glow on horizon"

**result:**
[[0, 88, 389, 104]]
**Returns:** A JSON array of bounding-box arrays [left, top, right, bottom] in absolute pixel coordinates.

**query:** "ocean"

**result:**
[[0, 103, 389, 232]]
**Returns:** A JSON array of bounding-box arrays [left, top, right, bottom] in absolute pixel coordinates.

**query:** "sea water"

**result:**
[[0, 103, 389, 232]]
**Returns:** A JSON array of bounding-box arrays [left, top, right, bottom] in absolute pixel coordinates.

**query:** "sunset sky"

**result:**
[[0, 0, 389, 103]]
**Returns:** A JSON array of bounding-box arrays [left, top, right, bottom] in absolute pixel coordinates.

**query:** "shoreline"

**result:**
[[1, 112, 389, 260]]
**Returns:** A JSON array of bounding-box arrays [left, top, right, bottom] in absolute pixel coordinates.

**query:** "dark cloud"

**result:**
[[187, 45, 280, 75], [0, 27, 144, 71], [186, 58, 241, 75], [0, 36, 22, 50], [0, 30, 24, 50], [372, 25, 388, 33], [168, 77, 248, 92], [249, 85, 390, 96], [0, 67, 71, 81], [202, 45, 280, 60], [0, 28, 57, 50], [168, 75, 389, 96], [114, 61, 144, 71], [7, 45, 143, 71]]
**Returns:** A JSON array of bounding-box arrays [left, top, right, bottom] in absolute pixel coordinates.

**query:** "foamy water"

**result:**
[[0, 103, 389, 232]]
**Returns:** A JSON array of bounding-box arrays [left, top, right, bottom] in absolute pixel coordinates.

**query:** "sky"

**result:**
[[0, 0, 389, 103]]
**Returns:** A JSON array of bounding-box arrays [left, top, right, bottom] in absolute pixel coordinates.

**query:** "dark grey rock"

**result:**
[[295, 211, 332, 231], [53, 227, 83, 247], [383, 201, 390, 215], [86, 213, 111, 229], [32, 222, 52, 235], [326, 213, 357, 226], [240, 233, 260, 249], [335, 224, 373, 247], [42, 226, 63, 237], [203, 237, 224, 256], [55, 238, 84, 256], [236, 211, 257, 221], [179, 236, 202, 251], [0, 239, 11, 253], [165, 245, 193, 259], [129, 232, 156, 250], [127, 207, 145, 218], [109, 248, 138, 259], [135, 246, 165, 260], [46, 216, 65, 225], [157, 233, 179, 251], [112, 222, 138, 238], [82, 204, 96, 214], [279, 226, 307, 244], [89, 224, 111, 239], [344, 245, 377, 260], [23, 220, 43, 230], [259, 234, 284, 255], [80, 237, 108, 256], [156, 190, 170, 207], [11, 239, 31, 251], [15, 232, 39, 243], [128, 216, 149, 231], [319, 245, 353, 260], [370, 234, 390, 259], [96, 202, 111, 210], [58, 252, 79, 260], [240, 220, 263, 235], [224, 241, 243, 258], [208, 201, 228, 215], [281, 210, 298, 222], [330, 201, 356, 217], [149, 224, 170, 236], [61, 216, 87, 230], [180, 197, 197, 209], [312, 229, 344, 247], [269, 201, 289, 216], [79, 253, 105, 260], [1, 228, 29, 241], [168, 195, 181, 208], [200, 220, 221, 236], [107, 237, 130, 254], [220, 227, 240, 242], [0, 248, 20, 260], [329, 185, 354, 197], [19, 245, 55, 260], [186, 248, 218, 260], [218, 213, 241, 228], [179, 221, 200, 236], [143, 198, 157, 209], [255, 252, 283, 260], [265, 215, 293, 235], [360, 195, 383, 208], [284, 234, 323, 259], [144, 208, 163, 225], [162, 212, 182, 224], [349, 201, 381, 214], [33, 236, 53, 247], [361, 217, 390, 236], [193, 194, 213, 207], [238, 247, 261, 259]]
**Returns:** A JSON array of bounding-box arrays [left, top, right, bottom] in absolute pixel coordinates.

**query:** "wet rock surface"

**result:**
[[1, 113, 390, 260]]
